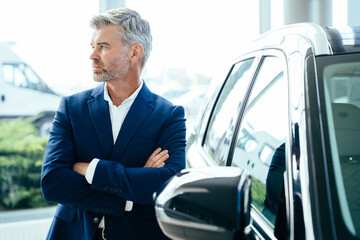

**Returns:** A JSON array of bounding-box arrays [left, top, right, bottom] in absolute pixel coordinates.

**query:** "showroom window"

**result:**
[[231, 56, 288, 226], [204, 58, 255, 165]]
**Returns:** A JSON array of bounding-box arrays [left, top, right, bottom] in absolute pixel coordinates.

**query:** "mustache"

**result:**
[[92, 60, 107, 73]]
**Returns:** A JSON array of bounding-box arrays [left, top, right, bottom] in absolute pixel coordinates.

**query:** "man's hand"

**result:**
[[144, 148, 169, 168], [73, 162, 90, 176]]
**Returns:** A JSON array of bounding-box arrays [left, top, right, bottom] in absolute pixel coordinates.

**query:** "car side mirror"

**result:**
[[154, 167, 251, 240]]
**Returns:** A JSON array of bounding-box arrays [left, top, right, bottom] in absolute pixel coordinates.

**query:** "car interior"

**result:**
[[324, 65, 360, 235], [331, 102, 360, 234]]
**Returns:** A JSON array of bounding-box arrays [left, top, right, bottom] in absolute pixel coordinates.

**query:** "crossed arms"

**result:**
[[73, 147, 169, 176], [41, 96, 186, 217]]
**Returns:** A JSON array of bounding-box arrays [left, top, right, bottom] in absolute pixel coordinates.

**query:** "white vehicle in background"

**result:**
[[0, 42, 62, 137]]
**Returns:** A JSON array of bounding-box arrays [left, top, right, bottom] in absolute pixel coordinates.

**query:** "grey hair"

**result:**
[[90, 8, 152, 67]]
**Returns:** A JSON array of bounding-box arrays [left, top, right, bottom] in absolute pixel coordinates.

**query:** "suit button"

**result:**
[[93, 218, 99, 224]]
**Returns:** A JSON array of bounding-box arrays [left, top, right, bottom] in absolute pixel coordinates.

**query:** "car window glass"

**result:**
[[231, 56, 287, 227], [2, 63, 51, 93], [3, 64, 27, 88], [322, 59, 360, 236], [23, 64, 42, 88], [204, 58, 255, 165]]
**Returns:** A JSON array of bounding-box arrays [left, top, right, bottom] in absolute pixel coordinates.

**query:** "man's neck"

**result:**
[[106, 77, 141, 107]]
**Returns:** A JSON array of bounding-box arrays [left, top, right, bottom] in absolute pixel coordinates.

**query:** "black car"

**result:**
[[154, 23, 360, 240]]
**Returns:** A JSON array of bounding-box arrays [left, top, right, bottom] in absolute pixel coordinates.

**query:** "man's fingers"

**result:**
[[155, 150, 168, 160], [144, 148, 162, 167], [144, 148, 169, 168], [152, 152, 169, 168], [149, 147, 162, 159]]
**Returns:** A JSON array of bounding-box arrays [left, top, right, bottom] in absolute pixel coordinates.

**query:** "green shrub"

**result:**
[[0, 118, 54, 210]]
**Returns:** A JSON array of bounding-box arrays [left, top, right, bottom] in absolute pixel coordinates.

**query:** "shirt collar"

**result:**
[[104, 80, 143, 107]]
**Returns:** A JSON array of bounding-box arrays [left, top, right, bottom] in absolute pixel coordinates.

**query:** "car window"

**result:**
[[231, 56, 287, 227], [204, 58, 255, 165], [2, 63, 52, 93], [320, 56, 360, 237]]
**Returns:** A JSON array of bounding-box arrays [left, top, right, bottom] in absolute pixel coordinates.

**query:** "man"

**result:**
[[41, 8, 186, 240]]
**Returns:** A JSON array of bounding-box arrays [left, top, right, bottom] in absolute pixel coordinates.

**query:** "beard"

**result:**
[[93, 68, 110, 83], [93, 66, 113, 83], [92, 54, 130, 83]]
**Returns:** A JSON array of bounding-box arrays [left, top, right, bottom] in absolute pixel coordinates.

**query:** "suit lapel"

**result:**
[[87, 83, 114, 159], [110, 83, 154, 161]]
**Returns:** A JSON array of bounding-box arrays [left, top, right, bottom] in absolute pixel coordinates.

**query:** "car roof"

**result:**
[[237, 23, 360, 58]]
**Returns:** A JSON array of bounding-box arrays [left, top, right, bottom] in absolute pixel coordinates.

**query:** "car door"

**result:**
[[228, 51, 289, 240]]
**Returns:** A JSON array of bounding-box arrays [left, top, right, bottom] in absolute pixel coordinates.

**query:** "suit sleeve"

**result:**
[[90, 105, 187, 204], [41, 97, 127, 217]]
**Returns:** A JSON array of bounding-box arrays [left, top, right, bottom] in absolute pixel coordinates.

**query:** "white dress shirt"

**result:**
[[85, 81, 143, 228]]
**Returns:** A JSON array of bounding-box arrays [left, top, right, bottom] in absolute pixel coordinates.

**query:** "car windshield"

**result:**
[[317, 53, 360, 237]]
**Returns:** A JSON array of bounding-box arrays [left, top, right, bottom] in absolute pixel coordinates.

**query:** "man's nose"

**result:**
[[90, 49, 100, 61]]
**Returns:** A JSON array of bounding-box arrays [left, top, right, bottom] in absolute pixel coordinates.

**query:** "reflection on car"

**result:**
[[154, 23, 360, 240]]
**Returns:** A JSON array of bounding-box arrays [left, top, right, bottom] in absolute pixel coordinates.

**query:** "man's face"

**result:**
[[90, 25, 130, 82]]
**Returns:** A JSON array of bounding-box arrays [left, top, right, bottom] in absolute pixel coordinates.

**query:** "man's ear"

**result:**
[[129, 44, 144, 64]]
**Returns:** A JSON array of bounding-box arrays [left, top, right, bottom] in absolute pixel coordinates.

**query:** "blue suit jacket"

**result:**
[[41, 82, 186, 240]]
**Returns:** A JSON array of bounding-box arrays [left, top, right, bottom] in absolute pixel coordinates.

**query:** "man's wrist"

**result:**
[[85, 158, 100, 184]]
